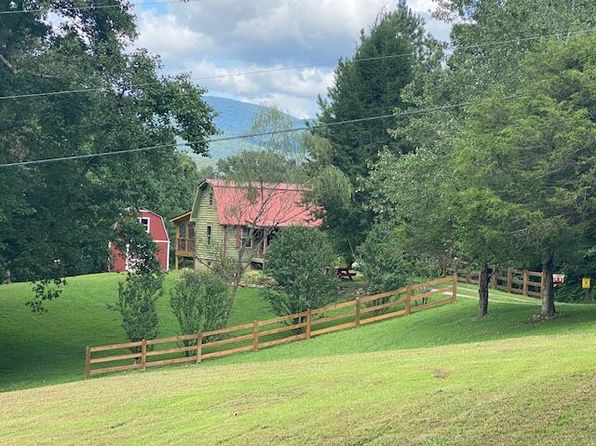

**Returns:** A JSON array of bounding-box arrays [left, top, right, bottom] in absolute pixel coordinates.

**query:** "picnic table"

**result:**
[[336, 267, 356, 280]]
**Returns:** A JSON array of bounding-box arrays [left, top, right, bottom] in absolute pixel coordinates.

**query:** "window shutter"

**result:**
[[235, 226, 241, 249]]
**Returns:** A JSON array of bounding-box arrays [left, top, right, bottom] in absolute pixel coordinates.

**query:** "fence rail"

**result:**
[[85, 275, 458, 378], [444, 262, 543, 298]]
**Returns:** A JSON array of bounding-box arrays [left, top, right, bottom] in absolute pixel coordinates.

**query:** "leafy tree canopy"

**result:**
[[0, 0, 216, 281], [453, 34, 596, 316]]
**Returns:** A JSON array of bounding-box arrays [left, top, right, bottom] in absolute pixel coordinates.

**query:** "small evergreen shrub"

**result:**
[[262, 227, 338, 322]]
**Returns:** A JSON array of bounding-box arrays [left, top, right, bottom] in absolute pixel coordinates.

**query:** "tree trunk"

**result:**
[[541, 253, 556, 318], [478, 262, 489, 317]]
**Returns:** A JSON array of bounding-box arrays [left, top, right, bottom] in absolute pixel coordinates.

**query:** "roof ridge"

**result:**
[[206, 178, 308, 192]]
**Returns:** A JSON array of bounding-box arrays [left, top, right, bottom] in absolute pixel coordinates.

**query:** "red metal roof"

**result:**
[[206, 178, 322, 228]]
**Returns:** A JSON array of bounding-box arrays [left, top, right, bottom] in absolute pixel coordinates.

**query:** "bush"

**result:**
[[358, 222, 440, 293], [115, 272, 163, 347], [262, 227, 338, 320], [112, 213, 165, 348], [170, 269, 233, 340]]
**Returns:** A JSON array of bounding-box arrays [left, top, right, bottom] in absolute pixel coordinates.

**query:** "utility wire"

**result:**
[[0, 0, 207, 15], [0, 27, 592, 101], [0, 96, 521, 168]]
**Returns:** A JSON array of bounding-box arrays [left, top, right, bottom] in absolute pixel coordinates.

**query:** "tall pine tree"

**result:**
[[313, 2, 440, 260]]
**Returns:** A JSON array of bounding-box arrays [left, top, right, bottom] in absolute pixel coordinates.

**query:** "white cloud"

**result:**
[[133, 0, 451, 117], [135, 10, 214, 62], [188, 60, 334, 117]]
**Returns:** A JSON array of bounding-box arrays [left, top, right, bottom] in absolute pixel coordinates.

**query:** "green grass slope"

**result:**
[[1, 276, 595, 444], [0, 273, 274, 391], [1, 333, 594, 445], [1, 274, 595, 392]]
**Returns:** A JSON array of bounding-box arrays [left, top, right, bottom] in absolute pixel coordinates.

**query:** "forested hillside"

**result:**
[[180, 96, 304, 168]]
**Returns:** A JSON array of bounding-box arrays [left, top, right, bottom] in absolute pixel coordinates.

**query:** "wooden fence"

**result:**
[[445, 262, 543, 298], [85, 276, 457, 378]]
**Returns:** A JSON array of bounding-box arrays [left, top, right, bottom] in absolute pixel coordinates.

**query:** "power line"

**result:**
[[0, 0, 207, 15], [1, 27, 592, 101], [0, 96, 521, 168]]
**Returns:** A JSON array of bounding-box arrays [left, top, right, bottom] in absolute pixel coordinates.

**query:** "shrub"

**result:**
[[115, 272, 163, 347], [262, 227, 338, 321], [112, 212, 164, 348], [170, 269, 233, 341], [358, 222, 440, 293]]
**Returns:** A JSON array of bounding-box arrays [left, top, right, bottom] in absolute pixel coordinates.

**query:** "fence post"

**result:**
[[354, 298, 361, 327], [452, 275, 457, 303], [140, 339, 147, 370], [252, 320, 259, 351], [195, 333, 203, 364], [85, 346, 91, 378], [306, 310, 312, 339], [405, 285, 412, 314], [540, 271, 545, 299], [466, 270, 471, 284], [507, 268, 512, 293], [523, 270, 529, 296]]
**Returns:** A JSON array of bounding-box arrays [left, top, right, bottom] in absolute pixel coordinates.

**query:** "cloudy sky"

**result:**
[[133, 0, 451, 118]]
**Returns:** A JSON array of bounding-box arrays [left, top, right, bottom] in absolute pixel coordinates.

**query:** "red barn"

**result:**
[[109, 210, 170, 272]]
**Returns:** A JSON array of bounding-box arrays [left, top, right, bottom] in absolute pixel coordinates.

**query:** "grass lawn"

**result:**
[[0, 334, 594, 445], [1, 274, 595, 392], [0, 272, 275, 392], [1, 274, 595, 444]]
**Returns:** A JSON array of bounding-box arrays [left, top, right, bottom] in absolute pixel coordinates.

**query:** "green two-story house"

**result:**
[[170, 179, 321, 269]]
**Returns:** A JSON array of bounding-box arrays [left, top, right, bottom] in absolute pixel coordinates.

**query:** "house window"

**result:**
[[241, 227, 253, 248], [209, 190, 214, 206], [206, 225, 212, 245], [139, 217, 150, 233]]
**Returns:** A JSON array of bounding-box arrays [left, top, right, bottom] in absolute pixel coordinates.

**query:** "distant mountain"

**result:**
[[206, 96, 304, 137], [178, 96, 305, 169]]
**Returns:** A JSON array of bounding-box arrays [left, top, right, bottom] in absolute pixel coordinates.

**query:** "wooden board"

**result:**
[[360, 299, 405, 315], [310, 321, 355, 337], [146, 345, 197, 357], [202, 333, 254, 348], [145, 356, 197, 368], [146, 334, 198, 346], [359, 286, 408, 304], [258, 323, 307, 337], [89, 363, 141, 376], [201, 345, 254, 360], [258, 334, 307, 349], [90, 340, 143, 353], [310, 312, 356, 325], [202, 322, 254, 337], [360, 308, 407, 325], [311, 300, 356, 314], [410, 276, 454, 291], [89, 352, 142, 364], [258, 311, 308, 327]]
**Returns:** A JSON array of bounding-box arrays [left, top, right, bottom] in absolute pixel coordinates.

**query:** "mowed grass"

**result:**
[[0, 334, 594, 445], [0, 272, 274, 392], [1, 274, 595, 444], [1, 274, 595, 392]]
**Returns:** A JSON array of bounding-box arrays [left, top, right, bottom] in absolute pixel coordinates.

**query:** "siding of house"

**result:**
[[191, 183, 226, 266]]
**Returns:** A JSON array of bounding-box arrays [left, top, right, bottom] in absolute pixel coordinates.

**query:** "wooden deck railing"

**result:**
[[175, 237, 195, 257], [445, 262, 544, 298], [85, 276, 458, 378]]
